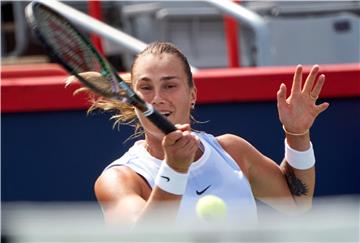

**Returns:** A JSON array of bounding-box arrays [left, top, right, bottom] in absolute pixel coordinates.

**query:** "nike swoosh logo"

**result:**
[[160, 176, 170, 182], [196, 185, 211, 195]]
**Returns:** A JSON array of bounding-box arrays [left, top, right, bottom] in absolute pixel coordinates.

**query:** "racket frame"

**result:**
[[25, 2, 176, 134]]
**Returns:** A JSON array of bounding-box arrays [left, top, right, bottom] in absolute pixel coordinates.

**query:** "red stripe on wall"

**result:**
[[194, 63, 360, 103], [1, 63, 68, 78], [1, 63, 359, 113], [1, 76, 88, 112]]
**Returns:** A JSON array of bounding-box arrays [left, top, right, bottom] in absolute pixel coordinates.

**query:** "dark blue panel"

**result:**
[[192, 98, 360, 196], [2, 98, 359, 201], [2, 110, 134, 201]]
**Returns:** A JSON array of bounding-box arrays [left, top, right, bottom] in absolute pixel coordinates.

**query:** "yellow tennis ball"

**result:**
[[196, 195, 227, 222]]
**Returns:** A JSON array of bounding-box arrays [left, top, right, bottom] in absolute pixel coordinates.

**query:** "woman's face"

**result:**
[[132, 53, 196, 138]]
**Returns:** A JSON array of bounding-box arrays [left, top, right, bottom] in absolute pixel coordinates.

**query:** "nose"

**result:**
[[151, 89, 165, 106]]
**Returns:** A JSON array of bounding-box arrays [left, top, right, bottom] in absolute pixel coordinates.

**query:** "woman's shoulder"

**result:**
[[95, 165, 143, 202], [195, 131, 251, 153], [216, 133, 250, 149], [104, 140, 146, 169], [215, 133, 253, 177], [100, 139, 157, 194]]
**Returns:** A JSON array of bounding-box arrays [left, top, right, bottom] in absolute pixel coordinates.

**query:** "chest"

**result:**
[[178, 159, 257, 223], [141, 156, 257, 223]]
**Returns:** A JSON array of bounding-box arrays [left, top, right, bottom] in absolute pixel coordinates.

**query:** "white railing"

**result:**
[[33, 0, 198, 72], [36, 0, 146, 55], [34, 0, 271, 68]]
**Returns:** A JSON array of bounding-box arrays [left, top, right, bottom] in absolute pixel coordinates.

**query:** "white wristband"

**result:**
[[155, 161, 189, 195], [285, 139, 316, 170]]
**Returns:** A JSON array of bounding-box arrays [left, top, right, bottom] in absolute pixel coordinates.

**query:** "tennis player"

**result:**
[[87, 42, 329, 226]]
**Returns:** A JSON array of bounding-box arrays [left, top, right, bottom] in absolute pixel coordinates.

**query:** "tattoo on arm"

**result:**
[[285, 167, 308, 196]]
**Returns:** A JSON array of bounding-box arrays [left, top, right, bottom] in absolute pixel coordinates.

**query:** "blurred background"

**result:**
[[1, 0, 359, 242]]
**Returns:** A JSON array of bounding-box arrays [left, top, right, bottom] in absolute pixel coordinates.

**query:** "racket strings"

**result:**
[[36, 7, 101, 74], [42, 18, 97, 72], [34, 4, 130, 99]]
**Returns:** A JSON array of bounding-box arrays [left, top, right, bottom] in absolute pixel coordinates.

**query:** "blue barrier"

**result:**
[[2, 98, 359, 201]]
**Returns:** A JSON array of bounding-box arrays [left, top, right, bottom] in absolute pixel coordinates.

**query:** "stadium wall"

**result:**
[[1, 63, 359, 201]]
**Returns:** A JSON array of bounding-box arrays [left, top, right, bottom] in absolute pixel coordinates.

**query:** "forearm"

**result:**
[[136, 161, 189, 226], [136, 186, 182, 225], [281, 132, 316, 211], [275, 64, 328, 212]]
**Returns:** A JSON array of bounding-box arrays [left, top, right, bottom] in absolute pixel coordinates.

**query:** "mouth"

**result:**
[[159, 111, 172, 118]]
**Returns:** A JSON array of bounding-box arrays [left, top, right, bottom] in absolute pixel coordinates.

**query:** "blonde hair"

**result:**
[[68, 42, 195, 137], [68, 72, 142, 134]]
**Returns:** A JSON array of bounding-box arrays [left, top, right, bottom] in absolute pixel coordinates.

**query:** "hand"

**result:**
[[277, 65, 330, 134], [162, 124, 200, 173]]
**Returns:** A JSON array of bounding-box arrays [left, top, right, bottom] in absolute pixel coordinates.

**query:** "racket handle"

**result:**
[[145, 107, 177, 135]]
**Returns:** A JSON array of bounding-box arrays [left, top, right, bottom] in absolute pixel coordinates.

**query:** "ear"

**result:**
[[190, 86, 197, 105]]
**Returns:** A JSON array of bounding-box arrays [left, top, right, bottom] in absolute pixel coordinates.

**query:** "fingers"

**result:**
[[316, 102, 330, 115], [176, 130, 199, 151], [292, 64, 325, 101], [175, 123, 191, 132], [302, 65, 320, 94], [291, 64, 303, 94], [162, 126, 199, 167], [162, 130, 183, 147], [174, 124, 199, 149], [162, 124, 197, 149], [172, 130, 192, 148], [310, 74, 325, 100], [180, 131, 200, 153], [277, 83, 287, 108]]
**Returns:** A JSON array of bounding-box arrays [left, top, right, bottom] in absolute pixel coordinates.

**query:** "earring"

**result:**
[[191, 103, 195, 110]]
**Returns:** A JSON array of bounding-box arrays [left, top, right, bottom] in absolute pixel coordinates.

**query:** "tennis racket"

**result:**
[[25, 2, 176, 134]]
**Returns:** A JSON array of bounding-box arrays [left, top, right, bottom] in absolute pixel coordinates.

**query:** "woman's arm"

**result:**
[[279, 131, 315, 211], [276, 64, 329, 210], [218, 134, 299, 214], [95, 166, 182, 226], [95, 125, 199, 226], [218, 65, 329, 214]]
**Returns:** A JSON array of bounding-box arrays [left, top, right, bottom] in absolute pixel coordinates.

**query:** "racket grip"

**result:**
[[145, 108, 177, 134]]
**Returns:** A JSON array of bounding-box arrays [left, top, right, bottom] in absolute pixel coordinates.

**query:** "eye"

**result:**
[[164, 83, 177, 89], [139, 85, 152, 91]]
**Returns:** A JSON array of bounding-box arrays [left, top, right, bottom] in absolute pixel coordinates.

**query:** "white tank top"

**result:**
[[105, 132, 258, 224]]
